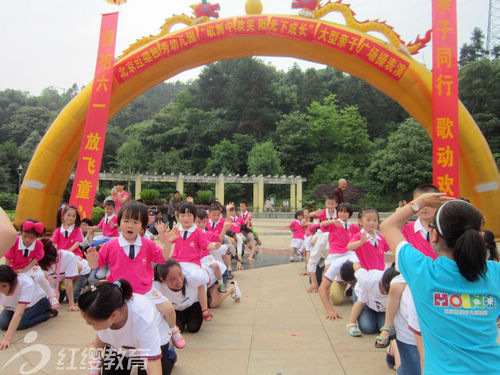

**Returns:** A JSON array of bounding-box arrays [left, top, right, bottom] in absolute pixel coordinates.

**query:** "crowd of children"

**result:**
[[0, 198, 261, 374], [1, 183, 499, 374], [283, 184, 499, 374]]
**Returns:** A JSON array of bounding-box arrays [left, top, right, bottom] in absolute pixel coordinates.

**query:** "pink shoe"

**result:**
[[171, 328, 186, 349]]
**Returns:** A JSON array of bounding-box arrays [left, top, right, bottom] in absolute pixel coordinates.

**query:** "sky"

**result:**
[[0, 0, 488, 95]]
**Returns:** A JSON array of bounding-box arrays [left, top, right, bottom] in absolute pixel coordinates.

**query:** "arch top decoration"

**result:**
[[15, 0, 500, 235]]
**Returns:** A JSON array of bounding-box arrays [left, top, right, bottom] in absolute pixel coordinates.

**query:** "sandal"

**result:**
[[202, 309, 213, 321], [346, 323, 361, 337], [375, 326, 396, 348]]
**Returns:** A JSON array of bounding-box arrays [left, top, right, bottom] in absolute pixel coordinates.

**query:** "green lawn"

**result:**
[[5, 210, 15, 221]]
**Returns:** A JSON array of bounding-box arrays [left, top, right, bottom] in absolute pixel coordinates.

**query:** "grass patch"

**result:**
[[5, 210, 15, 221]]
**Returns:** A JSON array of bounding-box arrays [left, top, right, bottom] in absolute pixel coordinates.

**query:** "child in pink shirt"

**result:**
[[96, 200, 119, 239], [4, 220, 59, 309], [320, 203, 360, 267], [206, 203, 226, 235], [281, 210, 309, 262], [86, 201, 186, 349], [166, 202, 222, 321], [348, 208, 389, 271], [238, 201, 253, 227], [52, 205, 84, 259]]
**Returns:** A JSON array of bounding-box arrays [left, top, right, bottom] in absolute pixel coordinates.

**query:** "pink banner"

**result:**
[[70, 13, 119, 218], [432, 0, 459, 197]]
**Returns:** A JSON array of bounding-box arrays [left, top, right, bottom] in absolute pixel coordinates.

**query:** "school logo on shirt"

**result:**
[[433, 292, 496, 316], [190, 241, 195, 247]]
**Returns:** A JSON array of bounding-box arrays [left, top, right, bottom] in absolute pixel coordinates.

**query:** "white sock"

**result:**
[[170, 326, 182, 338], [218, 279, 223, 285]]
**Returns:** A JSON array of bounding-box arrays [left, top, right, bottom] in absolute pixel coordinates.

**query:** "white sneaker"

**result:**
[[230, 280, 241, 302]]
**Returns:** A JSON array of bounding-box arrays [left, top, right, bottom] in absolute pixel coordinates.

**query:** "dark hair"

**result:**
[[38, 238, 58, 271], [196, 209, 207, 220], [325, 193, 338, 202], [337, 203, 353, 218], [104, 200, 115, 208], [240, 224, 251, 234], [20, 218, 44, 236], [434, 200, 486, 281], [225, 229, 236, 239], [0, 265, 18, 294], [339, 261, 355, 283], [240, 201, 248, 206], [174, 190, 180, 195], [208, 203, 221, 212], [294, 210, 304, 219], [78, 279, 133, 320], [56, 205, 81, 228], [116, 181, 126, 186], [179, 202, 197, 218], [81, 218, 93, 226], [413, 184, 440, 196], [117, 201, 148, 229], [481, 230, 499, 261], [154, 260, 186, 296], [381, 265, 400, 294], [358, 207, 379, 221]]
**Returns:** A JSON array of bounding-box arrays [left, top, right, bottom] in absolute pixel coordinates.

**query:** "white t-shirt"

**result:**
[[78, 258, 91, 276], [0, 273, 46, 311], [407, 287, 421, 335], [45, 250, 79, 281], [391, 274, 416, 345], [96, 294, 171, 359], [152, 270, 206, 311], [354, 268, 387, 312], [324, 251, 359, 282]]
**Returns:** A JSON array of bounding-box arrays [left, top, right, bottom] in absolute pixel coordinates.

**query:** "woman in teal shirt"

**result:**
[[380, 193, 500, 375]]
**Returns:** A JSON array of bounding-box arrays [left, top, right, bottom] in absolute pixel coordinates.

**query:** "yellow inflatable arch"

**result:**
[[15, 14, 500, 235]]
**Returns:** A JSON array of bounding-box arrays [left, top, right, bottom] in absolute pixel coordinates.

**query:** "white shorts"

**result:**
[[304, 236, 312, 252], [325, 252, 350, 266], [144, 285, 169, 305], [179, 262, 210, 286], [291, 238, 304, 249], [210, 244, 228, 263], [201, 259, 227, 286]]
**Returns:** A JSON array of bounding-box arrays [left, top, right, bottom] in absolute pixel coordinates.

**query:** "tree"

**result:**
[[459, 28, 487, 66], [364, 118, 432, 200], [149, 148, 192, 174], [0, 106, 54, 145], [247, 141, 284, 176], [204, 140, 240, 175], [115, 138, 148, 173]]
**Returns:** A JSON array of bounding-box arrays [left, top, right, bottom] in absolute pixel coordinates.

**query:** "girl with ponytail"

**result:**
[[78, 279, 176, 374], [381, 193, 500, 374]]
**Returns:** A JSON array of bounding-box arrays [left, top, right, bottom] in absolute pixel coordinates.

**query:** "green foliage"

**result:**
[[247, 141, 284, 176], [204, 140, 240, 175], [141, 189, 161, 205], [95, 188, 111, 203], [364, 118, 432, 200], [0, 192, 18, 210], [459, 28, 487, 67], [196, 190, 214, 205], [91, 207, 105, 225]]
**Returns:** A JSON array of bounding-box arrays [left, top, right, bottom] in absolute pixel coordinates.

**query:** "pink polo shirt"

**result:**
[[201, 230, 220, 258], [97, 236, 165, 294], [4, 237, 45, 270], [228, 216, 242, 234], [401, 220, 437, 260], [315, 208, 337, 232], [98, 214, 119, 237], [238, 211, 252, 227], [324, 221, 360, 255], [114, 191, 130, 214], [206, 218, 226, 236], [350, 231, 389, 271], [52, 226, 84, 258], [171, 228, 210, 266], [290, 220, 306, 239]]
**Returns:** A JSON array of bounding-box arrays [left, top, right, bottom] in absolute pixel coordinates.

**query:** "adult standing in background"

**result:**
[[167, 191, 181, 229], [110, 181, 130, 214], [332, 178, 348, 204]]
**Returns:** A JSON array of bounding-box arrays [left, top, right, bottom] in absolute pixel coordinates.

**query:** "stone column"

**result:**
[[176, 175, 184, 195], [258, 176, 264, 213], [135, 175, 142, 200], [215, 175, 225, 204], [253, 182, 258, 210], [296, 178, 303, 209], [290, 183, 296, 210]]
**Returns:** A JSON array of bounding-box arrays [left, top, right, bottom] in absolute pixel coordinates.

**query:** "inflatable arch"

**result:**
[[15, 12, 500, 235]]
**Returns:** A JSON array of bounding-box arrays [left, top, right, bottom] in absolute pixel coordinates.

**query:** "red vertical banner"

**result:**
[[69, 13, 119, 218], [432, 0, 459, 197]]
